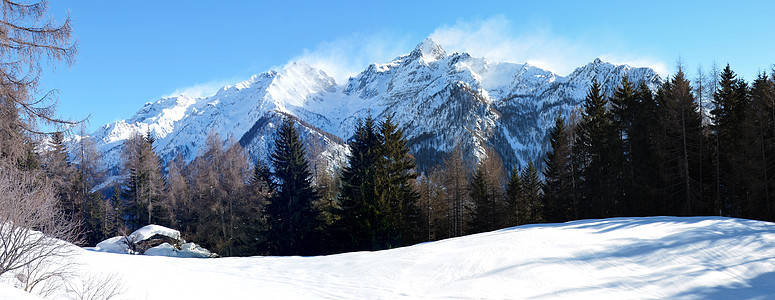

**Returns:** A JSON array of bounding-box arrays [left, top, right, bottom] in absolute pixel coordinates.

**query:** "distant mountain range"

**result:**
[[89, 37, 662, 184]]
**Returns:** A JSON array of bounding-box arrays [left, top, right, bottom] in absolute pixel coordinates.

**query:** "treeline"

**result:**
[[415, 63, 775, 239], [100, 115, 422, 256], [539, 64, 775, 222], [30, 63, 775, 257]]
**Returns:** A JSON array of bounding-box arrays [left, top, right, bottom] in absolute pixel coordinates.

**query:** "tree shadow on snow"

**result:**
[[672, 271, 775, 299]]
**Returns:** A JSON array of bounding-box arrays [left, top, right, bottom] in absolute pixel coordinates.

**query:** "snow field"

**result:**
[[10, 216, 772, 299]]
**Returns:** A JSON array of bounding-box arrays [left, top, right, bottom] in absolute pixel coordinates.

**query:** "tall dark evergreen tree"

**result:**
[[655, 66, 705, 215], [466, 147, 506, 234], [467, 166, 491, 234], [542, 115, 573, 222], [505, 165, 522, 226], [335, 116, 381, 251], [520, 162, 543, 224], [576, 78, 621, 217], [44, 132, 77, 221], [121, 131, 167, 231], [630, 82, 662, 216], [252, 160, 275, 193], [746, 72, 775, 220], [610, 75, 637, 215], [376, 114, 420, 246], [265, 118, 320, 255], [710, 65, 750, 216]]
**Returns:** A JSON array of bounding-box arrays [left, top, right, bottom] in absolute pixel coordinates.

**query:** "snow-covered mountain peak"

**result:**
[[215, 71, 278, 99], [87, 38, 664, 186], [409, 37, 446, 63], [266, 62, 337, 109]]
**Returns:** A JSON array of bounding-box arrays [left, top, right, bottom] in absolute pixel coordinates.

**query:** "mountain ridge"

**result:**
[[87, 38, 662, 183]]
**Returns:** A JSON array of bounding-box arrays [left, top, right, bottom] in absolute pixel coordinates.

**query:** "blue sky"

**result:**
[[43, 1, 775, 132]]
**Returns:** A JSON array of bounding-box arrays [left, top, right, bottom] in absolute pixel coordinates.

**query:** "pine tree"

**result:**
[[121, 131, 167, 230], [710, 65, 750, 216], [265, 118, 320, 255], [467, 166, 491, 234], [610, 75, 637, 215], [520, 162, 543, 224], [105, 184, 124, 237], [311, 158, 338, 232], [44, 132, 78, 221], [253, 160, 274, 192], [631, 82, 662, 216], [376, 114, 420, 246], [542, 115, 573, 222], [576, 78, 621, 217], [336, 116, 381, 251], [467, 147, 507, 233], [505, 165, 523, 226], [746, 72, 775, 220], [655, 66, 705, 215], [72, 131, 108, 245]]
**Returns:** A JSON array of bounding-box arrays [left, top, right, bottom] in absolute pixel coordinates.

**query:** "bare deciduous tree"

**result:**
[[0, 0, 78, 134], [442, 145, 471, 237], [0, 160, 80, 295], [68, 273, 127, 300]]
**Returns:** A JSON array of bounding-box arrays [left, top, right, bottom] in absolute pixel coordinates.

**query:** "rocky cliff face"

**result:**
[[88, 38, 662, 184]]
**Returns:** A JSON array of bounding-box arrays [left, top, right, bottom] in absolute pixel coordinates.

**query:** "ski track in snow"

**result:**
[[6, 216, 775, 299]]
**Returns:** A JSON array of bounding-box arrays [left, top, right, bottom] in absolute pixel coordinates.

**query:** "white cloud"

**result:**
[[291, 32, 414, 84], [162, 78, 239, 99], [429, 15, 668, 77]]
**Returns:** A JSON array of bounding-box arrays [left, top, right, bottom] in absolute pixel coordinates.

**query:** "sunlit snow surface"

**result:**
[[8, 216, 775, 299]]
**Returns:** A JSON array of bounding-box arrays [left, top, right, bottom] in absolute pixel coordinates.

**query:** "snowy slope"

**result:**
[[88, 38, 661, 179], [5, 217, 775, 299]]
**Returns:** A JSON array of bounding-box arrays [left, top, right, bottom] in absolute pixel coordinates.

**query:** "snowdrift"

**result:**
[[5, 217, 775, 299]]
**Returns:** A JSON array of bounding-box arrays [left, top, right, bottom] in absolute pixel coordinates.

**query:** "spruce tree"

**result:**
[[336, 116, 381, 251], [542, 115, 572, 222], [252, 160, 275, 193], [610, 75, 637, 215], [121, 131, 168, 230], [710, 65, 750, 216], [105, 185, 124, 237], [376, 114, 420, 246], [746, 72, 775, 220], [44, 132, 78, 221], [520, 162, 543, 224], [467, 166, 491, 234], [655, 67, 705, 215], [265, 118, 320, 255], [576, 78, 620, 217], [505, 165, 522, 226], [631, 82, 662, 216]]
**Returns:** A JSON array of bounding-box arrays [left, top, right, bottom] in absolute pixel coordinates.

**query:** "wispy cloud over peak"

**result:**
[[429, 15, 667, 77], [290, 32, 414, 84]]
